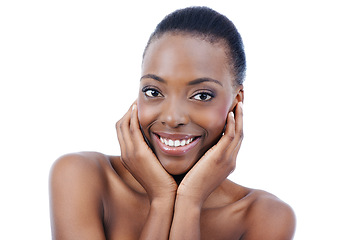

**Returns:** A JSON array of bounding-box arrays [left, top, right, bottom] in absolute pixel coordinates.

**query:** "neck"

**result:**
[[172, 173, 186, 186]]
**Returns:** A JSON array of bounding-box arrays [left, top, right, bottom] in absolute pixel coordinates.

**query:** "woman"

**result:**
[[49, 6, 296, 240]]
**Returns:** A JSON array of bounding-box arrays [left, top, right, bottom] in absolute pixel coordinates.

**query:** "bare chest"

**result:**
[[102, 189, 246, 240], [102, 161, 248, 239], [102, 180, 150, 239]]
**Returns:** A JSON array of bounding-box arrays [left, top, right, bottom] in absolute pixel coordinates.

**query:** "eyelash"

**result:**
[[191, 91, 215, 102], [142, 87, 215, 102], [142, 87, 163, 98]]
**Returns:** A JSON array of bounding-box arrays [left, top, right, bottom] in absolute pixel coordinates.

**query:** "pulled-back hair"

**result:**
[[143, 6, 246, 85]]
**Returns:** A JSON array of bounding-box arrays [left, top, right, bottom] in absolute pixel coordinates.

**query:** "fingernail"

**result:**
[[229, 111, 234, 118], [132, 104, 135, 111], [239, 102, 243, 109]]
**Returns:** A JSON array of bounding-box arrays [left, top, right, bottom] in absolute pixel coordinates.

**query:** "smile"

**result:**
[[160, 137, 195, 147], [153, 133, 201, 156]]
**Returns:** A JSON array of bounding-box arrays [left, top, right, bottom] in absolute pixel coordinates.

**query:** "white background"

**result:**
[[1, 0, 359, 239]]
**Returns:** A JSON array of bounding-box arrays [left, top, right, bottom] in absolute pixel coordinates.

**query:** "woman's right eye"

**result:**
[[143, 89, 163, 98]]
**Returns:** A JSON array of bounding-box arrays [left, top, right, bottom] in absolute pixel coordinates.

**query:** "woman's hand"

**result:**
[[177, 102, 244, 206], [169, 102, 243, 239], [116, 102, 177, 202]]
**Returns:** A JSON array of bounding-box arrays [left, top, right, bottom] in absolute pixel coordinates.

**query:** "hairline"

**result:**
[[143, 30, 240, 86]]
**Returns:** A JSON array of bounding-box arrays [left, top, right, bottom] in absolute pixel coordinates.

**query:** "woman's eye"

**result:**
[[192, 92, 213, 101], [144, 89, 162, 98]]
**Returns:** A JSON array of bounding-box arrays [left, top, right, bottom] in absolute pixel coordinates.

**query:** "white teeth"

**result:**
[[159, 137, 194, 147]]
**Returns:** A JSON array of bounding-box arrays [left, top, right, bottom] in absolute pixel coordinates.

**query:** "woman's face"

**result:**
[[138, 33, 242, 175]]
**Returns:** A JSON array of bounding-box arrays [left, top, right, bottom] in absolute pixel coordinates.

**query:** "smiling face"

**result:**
[[138, 33, 243, 176]]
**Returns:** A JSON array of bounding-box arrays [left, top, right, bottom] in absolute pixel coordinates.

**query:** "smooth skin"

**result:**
[[49, 34, 296, 239]]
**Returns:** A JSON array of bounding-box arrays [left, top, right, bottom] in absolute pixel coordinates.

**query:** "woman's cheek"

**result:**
[[192, 105, 228, 136], [211, 109, 228, 135]]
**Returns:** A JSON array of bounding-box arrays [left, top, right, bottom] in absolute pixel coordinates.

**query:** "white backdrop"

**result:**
[[1, 0, 359, 239]]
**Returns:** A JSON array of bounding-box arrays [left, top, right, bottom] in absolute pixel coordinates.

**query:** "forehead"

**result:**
[[142, 34, 232, 83]]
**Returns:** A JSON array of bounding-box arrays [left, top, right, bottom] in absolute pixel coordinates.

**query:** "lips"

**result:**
[[152, 132, 201, 156]]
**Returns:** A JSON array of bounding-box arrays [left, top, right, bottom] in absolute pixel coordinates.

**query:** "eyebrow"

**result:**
[[140, 74, 166, 83], [140, 74, 223, 87], [188, 78, 223, 87]]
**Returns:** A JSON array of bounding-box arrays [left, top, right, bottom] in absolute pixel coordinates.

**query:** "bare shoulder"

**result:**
[[49, 152, 111, 239], [50, 151, 109, 188], [49, 151, 114, 204], [242, 189, 296, 240], [51, 151, 106, 168]]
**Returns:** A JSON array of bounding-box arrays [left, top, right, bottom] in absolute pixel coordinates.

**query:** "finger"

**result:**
[[221, 110, 236, 148], [115, 103, 133, 138], [228, 102, 244, 150], [116, 120, 129, 161], [234, 102, 243, 139], [232, 135, 243, 159], [116, 105, 134, 159], [121, 100, 139, 145], [227, 102, 244, 159], [130, 104, 148, 147]]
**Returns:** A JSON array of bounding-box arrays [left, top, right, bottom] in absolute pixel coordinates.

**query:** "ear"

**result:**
[[236, 84, 244, 103], [230, 84, 244, 111]]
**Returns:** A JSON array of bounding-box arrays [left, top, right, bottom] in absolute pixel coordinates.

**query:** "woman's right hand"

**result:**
[[116, 102, 177, 202]]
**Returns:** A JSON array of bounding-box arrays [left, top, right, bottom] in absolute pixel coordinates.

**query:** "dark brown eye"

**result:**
[[144, 89, 162, 98], [193, 92, 213, 101]]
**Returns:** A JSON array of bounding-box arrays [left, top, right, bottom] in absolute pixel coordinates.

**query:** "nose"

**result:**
[[160, 98, 189, 128]]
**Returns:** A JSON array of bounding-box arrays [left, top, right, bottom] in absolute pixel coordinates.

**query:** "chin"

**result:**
[[157, 154, 198, 176], [146, 131, 204, 175]]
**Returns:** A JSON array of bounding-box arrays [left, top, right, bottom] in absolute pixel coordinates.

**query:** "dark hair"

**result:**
[[143, 6, 246, 85]]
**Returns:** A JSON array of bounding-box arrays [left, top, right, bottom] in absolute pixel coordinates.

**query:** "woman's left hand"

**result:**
[[177, 102, 244, 206]]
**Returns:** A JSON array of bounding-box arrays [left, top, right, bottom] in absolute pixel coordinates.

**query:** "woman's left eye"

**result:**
[[144, 89, 162, 98], [192, 92, 214, 101]]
